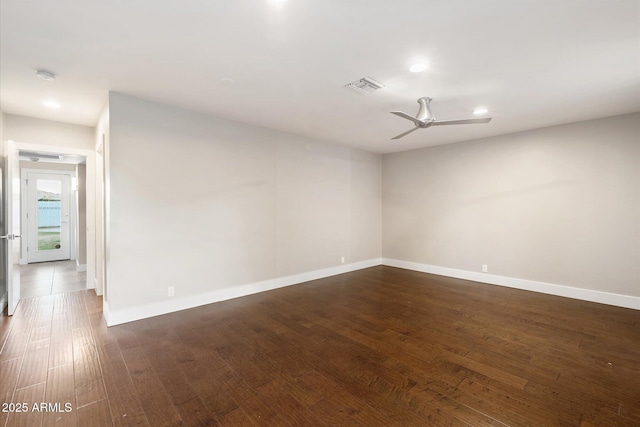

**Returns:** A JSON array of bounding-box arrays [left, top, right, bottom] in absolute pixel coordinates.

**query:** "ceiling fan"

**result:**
[[390, 97, 492, 140]]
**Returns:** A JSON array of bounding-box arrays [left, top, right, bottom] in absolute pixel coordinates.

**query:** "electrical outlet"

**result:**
[[168, 286, 175, 297], [482, 265, 488, 273], [341, 257, 345, 264]]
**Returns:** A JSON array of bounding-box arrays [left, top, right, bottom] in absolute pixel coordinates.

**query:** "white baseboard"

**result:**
[[0, 291, 7, 312], [103, 256, 638, 326], [382, 258, 640, 310], [76, 262, 87, 272], [102, 300, 110, 325], [104, 258, 382, 326]]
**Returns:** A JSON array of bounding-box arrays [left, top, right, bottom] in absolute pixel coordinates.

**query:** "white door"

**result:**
[[4, 140, 21, 315], [26, 173, 71, 263]]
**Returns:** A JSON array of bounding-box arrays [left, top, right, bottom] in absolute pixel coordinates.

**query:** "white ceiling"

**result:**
[[1, 1, 638, 154]]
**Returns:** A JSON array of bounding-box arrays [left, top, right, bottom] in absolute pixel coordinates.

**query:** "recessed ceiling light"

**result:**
[[473, 106, 489, 116], [36, 70, 56, 81], [220, 77, 235, 86], [43, 100, 61, 109], [409, 63, 428, 73]]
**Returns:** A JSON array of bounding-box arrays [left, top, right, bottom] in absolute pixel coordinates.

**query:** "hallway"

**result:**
[[20, 261, 87, 299]]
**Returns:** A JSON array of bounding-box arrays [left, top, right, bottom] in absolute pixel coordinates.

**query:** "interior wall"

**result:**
[[4, 114, 94, 150], [382, 113, 640, 297], [106, 92, 381, 316]]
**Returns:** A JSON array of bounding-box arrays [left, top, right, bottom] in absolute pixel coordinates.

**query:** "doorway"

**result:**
[[25, 172, 71, 263], [4, 141, 98, 314], [17, 150, 88, 302]]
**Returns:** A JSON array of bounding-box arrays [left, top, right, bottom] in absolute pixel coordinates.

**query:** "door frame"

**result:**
[[10, 141, 97, 295], [20, 169, 77, 264], [4, 140, 21, 314]]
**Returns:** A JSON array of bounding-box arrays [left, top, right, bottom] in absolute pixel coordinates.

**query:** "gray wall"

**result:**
[[107, 93, 381, 312], [383, 113, 640, 297]]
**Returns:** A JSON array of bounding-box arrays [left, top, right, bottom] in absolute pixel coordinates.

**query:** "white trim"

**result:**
[[382, 258, 640, 310], [102, 300, 110, 325], [76, 262, 87, 272], [104, 258, 381, 326], [102, 256, 639, 327]]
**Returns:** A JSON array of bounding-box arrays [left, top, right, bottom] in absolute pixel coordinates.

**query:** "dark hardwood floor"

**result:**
[[1, 266, 639, 426]]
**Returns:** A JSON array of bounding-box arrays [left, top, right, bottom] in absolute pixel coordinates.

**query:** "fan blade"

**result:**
[[391, 126, 420, 140], [391, 111, 421, 123], [432, 117, 492, 126]]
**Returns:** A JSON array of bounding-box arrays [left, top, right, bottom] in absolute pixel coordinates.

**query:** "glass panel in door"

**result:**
[[37, 179, 62, 251], [27, 172, 70, 263]]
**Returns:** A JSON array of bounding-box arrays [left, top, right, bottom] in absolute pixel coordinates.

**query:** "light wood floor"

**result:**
[[1, 266, 638, 426]]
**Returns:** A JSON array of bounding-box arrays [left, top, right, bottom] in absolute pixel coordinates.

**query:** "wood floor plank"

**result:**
[[76, 398, 112, 427], [72, 326, 106, 408], [6, 383, 46, 427], [48, 312, 73, 369], [136, 337, 219, 425], [0, 319, 32, 362], [215, 407, 257, 427], [171, 352, 240, 418], [120, 345, 183, 426], [231, 376, 328, 426], [619, 402, 640, 423], [0, 357, 23, 427], [173, 397, 217, 427], [0, 306, 17, 353], [95, 343, 149, 427], [42, 364, 76, 427], [16, 339, 50, 389], [0, 357, 22, 401], [87, 310, 117, 348]]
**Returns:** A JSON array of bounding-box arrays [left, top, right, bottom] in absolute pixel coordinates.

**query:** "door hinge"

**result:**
[[25, 179, 28, 185]]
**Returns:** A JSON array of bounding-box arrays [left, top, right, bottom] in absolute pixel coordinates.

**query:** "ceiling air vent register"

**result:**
[[344, 76, 385, 94]]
